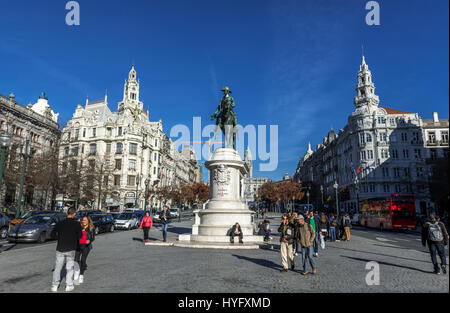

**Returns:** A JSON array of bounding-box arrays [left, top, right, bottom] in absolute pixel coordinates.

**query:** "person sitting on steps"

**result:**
[[230, 222, 244, 244]]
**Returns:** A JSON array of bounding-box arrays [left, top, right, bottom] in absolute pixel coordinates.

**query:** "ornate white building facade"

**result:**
[[59, 66, 201, 211], [294, 56, 449, 214], [243, 147, 270, 204]]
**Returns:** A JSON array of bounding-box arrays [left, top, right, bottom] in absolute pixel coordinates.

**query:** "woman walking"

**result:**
[[140, 211, 153, 243], [74, 215, 95, 285]]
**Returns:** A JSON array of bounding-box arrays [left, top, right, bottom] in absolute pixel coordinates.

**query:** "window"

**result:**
[[381, 149, 389, 158], [389, 118, 395, 125], [129, 143, 138, 155], [127, 175, 136, 186], [360, 133, 365, 144], [154, 153, 157, 161], [416, 167, 423, 177], [114, 175, 121, 186], [75, 129, 79, 139], [393, 168, 400, 177], [430, 149, 437, 160], [428, 131, 436, 143], [104, 176, 109, 186], [382, 167, 389, 177], [367, 150, 374, 160], [414, 149, 422, 159], [369, 183, 375, 193], [391, 149, 398, 159], [360, 151, 366, 160], [92, 128, 96, 138], [366, 133, 372, 142], [107, 127, 112, 137], [377, 116, 386, 124], [395, 184, 402, 193], [89, 144, 97, 155], [129, 159, 136, 171], [118, 127, 122, 136], [115, 159, 122, 170], [71, 145, 79, 156], [413, 132, 419, 141], [64, 147, 69, 156], [403, 149, 409, 159], [116, 142, 123, 154], [106, 143, 111, 153], [401, 133, 408, 142], [404, 168, 410, 177], [155, 139, 158, 147], [442, 131, 449, 143], [383, 183, 390, 193], [153, 167, 156, 175], [379, 132, 387, 142], [83, 129, 86, 137]]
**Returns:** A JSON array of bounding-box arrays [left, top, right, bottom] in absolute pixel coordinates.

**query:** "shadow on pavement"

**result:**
[[232, 254, 282, 271], [329, 245, 430, 264], [167, 227, 192, 235], [343, 256, 434, 274]]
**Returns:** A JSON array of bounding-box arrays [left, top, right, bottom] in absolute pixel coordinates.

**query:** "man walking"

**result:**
[[422, 214, 448, 274], [296, 215, 317, 275], [342, 213, 352, 241], [51, 207, 82, 292], [278, 214, 295, 272], [307, 211, 320, 257], [159, 206, 170, 242]]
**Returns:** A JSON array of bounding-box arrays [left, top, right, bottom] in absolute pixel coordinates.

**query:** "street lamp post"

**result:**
[[0, 135, 12, 202], [16, 136, 34, 218], [144, 177, 150, 211], [320, 185, 324, 209], [306, 190, 310, 211], [355, 177, 360, 214], [333, 181, 339, 219], [135, 173, 140, 209]]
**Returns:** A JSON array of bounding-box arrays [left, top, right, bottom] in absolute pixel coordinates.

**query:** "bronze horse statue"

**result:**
[[211, 86, 238, 149]]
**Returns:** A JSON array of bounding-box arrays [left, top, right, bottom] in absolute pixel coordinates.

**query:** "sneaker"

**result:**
[[435, 271, 441, 275], [78, 275, 84, 284], [280, 268, 288, 273], [65, 285, 74, 292], [51, 285, 58, 292], [74, 270, 80, 282], [74, 278, 80, 286], [291, 264, 295, 270], [294, 252, 298, 256], [301, 271, 309, 275], [239, 240, 244, 244], [312, 268, 317, 274], [314, 253, 319, 257], [442, 265, 447, 274]]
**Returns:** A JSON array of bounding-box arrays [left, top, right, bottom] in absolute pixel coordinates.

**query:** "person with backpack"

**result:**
[[329, 214, 337, 242], [342, 213, 352, 241], [422, 214, 448, 275]]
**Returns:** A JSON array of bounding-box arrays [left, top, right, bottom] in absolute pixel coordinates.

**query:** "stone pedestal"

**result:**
[[179, 147, 264, 245]]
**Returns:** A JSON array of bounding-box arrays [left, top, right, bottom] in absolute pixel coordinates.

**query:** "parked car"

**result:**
[[90, 214, 115, 235], [110, 213, 121, 221], [9, 211, 59, 229], [351, 213, 362, 226], [169, 208, 180, 218], [75, 210, 103, 220], [114, 212, 138, 230], [132, 211, 145, 226], [0, 212, 11, 239], [152, 211, 162, 223], [8, 213, 66, 243]]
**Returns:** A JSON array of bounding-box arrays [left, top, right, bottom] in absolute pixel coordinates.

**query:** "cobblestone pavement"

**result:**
[[0, 216, 448, 293]]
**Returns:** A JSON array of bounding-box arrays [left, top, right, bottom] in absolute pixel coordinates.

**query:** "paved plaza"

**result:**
[[0, 214, 448, 293]]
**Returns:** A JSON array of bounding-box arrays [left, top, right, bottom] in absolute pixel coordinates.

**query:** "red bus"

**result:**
[[360, 194, 417, 231]]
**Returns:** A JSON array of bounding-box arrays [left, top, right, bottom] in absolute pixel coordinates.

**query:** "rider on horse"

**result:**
[[211, 86, 238, 149]]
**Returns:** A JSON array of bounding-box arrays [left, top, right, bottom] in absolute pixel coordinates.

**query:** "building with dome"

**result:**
[[58, 65, 201, 211], [0, 92, 60, 209], [293, 56, 448, 214]]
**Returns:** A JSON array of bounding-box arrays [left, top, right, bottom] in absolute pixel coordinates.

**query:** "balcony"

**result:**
[[426, 140, 438, 146], [440, 140, 449, 146]]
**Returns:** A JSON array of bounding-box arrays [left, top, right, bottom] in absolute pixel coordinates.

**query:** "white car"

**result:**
[[114, 212, 138, 230], [169, 208, 180, 218]]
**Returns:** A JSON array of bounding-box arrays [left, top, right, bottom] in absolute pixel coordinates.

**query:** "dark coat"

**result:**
[[422, 221, 448, 246], [278, 222, 295, 244]]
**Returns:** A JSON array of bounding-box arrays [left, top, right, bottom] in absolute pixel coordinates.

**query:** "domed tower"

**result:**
[[353, 56, 379, 109]]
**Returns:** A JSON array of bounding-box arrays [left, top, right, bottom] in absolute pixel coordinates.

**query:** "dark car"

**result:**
[[132, 210, 145, 226], [9, 210, 60, 229], [75, 210, 103, 220], [8, 213, 66, 243], [90, 214, 115, 235], [0, 212, 11, 239]]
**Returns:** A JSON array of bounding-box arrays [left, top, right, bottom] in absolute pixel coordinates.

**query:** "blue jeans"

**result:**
[[329, 227, 336, 242], [428, 242, 447, 272], [162, 224, 168, 241], [313, 232, 319, 253], [301, 246, 316, 272]]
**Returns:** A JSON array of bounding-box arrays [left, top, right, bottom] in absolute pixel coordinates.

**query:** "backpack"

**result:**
[[428, 222, 443, 242], [343, 216, 351, 227]]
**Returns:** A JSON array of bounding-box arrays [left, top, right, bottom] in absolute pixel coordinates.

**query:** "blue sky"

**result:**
[[0, 0, 448, 182]]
